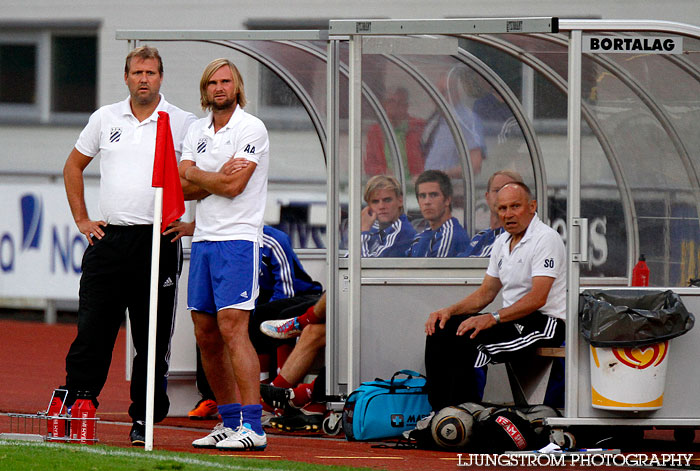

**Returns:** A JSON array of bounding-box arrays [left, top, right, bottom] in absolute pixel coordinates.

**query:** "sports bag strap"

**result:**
[[389, 370, 426, 390]]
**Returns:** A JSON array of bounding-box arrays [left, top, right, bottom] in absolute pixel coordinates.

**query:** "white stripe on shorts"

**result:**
[[474, 316, 559, 368]]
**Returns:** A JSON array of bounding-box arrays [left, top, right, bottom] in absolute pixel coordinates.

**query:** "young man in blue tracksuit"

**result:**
[[361, 175, 417, 258], [406, 169, 469, 258]]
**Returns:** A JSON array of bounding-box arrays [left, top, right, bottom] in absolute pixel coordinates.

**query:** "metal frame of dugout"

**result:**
[[117, 17, 700, 434]]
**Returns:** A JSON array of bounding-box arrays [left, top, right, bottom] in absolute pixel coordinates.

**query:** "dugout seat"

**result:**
[[504, 346, 565, 408]]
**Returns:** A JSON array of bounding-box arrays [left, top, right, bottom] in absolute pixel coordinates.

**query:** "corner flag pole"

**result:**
[[146, 111, 185, 451], [145, 189, 163, 451]]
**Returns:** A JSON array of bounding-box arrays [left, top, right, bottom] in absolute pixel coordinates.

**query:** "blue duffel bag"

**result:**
[[342, 369, 432, 441]]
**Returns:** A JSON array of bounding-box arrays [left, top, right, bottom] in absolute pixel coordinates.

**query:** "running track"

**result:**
[[0, 318, 697, 470]]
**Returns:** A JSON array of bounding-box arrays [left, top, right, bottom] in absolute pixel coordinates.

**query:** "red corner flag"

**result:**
[[152, 111, 185, 232]]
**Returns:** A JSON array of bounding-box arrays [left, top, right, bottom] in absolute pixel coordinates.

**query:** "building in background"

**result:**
[[0, 3, 698, 311]]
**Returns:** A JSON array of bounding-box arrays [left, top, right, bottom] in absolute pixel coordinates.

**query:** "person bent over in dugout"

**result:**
[[259, 293, 329, 431], [168, 224, 323, 421]]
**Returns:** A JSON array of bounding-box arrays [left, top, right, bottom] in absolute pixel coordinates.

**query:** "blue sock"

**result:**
[[241, 404, 264, 435], [217, 403, 241, 430]]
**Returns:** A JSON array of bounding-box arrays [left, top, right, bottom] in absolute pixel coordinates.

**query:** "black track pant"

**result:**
[[425, 312, 565, 410], [65, 225, 181, 423]]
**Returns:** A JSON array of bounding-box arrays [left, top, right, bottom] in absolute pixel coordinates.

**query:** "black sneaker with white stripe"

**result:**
[[192, 422, 237, 449]]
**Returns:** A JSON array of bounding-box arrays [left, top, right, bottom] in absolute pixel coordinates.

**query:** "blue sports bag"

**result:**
[[342, 369, 432, 441]]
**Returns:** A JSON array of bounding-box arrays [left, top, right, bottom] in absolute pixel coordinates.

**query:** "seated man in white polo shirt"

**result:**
[[424, 181, 566, 410]]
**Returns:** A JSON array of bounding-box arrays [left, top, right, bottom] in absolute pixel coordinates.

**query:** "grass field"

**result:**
[[0, 441, 377, 471]]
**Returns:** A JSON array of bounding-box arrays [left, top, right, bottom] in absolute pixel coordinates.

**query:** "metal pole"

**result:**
[[565, 29, 582, 419], [325, 39, 341, 396], [347, 35, 362, 392]]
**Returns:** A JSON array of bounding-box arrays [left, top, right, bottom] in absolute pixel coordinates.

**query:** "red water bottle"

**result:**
[[71, 391, 96, 444], [632, 254, 650, 286], [47, 389, 68, 442]]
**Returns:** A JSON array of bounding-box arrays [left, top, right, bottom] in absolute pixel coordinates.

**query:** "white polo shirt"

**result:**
[[486, 214, 566, 320], [75, 94, 196, 226], [181, 105, 269, 243]]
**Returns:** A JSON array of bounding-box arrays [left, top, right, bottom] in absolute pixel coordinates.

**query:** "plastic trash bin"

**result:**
[[579, 289, 695, 411]]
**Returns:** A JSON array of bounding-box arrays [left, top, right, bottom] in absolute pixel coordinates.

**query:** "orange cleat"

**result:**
[[188, 399, 219, 420]]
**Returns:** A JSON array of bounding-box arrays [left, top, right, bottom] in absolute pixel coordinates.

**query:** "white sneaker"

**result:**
[[192, 423, 237, 449], [215, 424, 267, 451], [259, 317, 303, 339]]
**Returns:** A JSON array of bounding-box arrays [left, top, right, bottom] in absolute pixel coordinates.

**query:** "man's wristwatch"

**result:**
[[491, 311, 501, 324]]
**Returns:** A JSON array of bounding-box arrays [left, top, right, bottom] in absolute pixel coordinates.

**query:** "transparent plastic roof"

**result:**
[[119, 20, 700, 285]]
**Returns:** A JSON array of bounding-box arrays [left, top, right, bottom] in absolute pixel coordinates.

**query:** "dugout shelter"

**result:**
[[118, 17, 700, 433]]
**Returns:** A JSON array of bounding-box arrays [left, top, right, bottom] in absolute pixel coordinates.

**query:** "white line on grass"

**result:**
[[0, 440, 282, 471]]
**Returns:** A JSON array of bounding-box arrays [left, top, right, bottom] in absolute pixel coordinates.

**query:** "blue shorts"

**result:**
[[188, 240, 259, 314]]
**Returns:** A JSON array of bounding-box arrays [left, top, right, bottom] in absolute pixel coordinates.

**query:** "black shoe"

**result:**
[[130, 421, 145, 446], [268, 407, 323, 432], [260, 383, 296, 414]]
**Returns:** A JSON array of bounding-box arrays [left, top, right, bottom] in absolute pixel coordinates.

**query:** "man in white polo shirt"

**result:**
[[424, 181, 566, 410], [179, 58, 269, 451], [62, 46, 196, 445]]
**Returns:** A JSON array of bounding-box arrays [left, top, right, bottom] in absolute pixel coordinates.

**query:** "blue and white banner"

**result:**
[[0, 183, 100, 300]]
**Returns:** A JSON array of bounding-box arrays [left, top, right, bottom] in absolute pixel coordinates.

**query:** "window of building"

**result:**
[[51, 36, 97, 113], [0, 44, 37, 104], [0, 26, 97, 124]]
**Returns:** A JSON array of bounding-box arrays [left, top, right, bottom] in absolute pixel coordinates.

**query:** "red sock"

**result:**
[[302, 401, 326, 413], [276, 343, 294, 371], [297, 305, 321, 328], [271, 374, 293, 390], [291, 378, 315, 407]]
